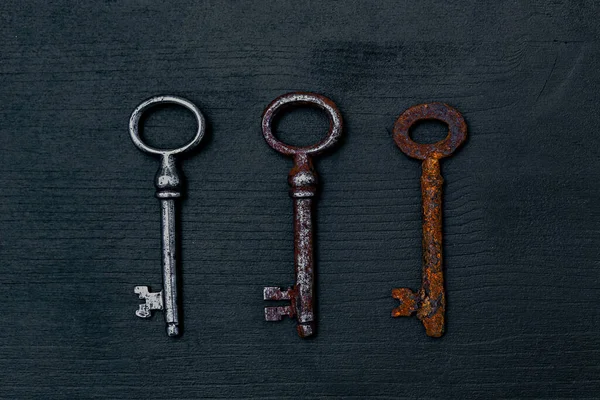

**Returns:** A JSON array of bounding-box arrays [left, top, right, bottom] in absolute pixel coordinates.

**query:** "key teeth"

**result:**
[[136, 305, 152, 319], [391, 287, 419, 317], [263, 286, 292, 301], [264, 306, 294, 321], [134, 286, 163, 319], [134, 285, 149, 298]]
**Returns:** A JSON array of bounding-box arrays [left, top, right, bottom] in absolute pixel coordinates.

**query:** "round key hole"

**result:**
[[271, 106, 332, 148], [262, 92, 342, 156], [137, 104, 200, 150], [408, 119, 449, 144]]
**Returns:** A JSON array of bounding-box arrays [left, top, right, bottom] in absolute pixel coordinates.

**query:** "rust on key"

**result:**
[[261, 92, 343, 338], [391, 102, 467, 337]]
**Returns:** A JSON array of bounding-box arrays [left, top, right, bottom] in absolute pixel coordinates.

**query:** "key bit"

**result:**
[[263, 286, 292, 301], [261, 92, 343, 338], [128, 95, 206, 338], [391, 102, 467, 337], [263, 287, 294, 321], [134, 286, 164, 319], [264, 306, 295, 321]]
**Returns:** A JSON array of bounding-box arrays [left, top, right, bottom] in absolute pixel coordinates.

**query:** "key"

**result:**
[[261, 92, 343, 338], [391, 102, 467, 337], [128, 95, 206, 337]]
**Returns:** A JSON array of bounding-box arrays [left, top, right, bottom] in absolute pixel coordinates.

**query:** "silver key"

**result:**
[[128, 95, 206, 337]]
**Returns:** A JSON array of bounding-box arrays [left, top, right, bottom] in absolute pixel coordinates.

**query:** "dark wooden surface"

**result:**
[[1, 1, 599, 399]]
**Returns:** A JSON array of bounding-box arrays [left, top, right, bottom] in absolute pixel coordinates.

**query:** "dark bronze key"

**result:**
[[261, 92, 343, 338], [391, 102, 467, 337]]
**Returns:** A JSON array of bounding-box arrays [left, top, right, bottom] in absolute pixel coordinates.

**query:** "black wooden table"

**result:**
[[1, 1, 599, 398]]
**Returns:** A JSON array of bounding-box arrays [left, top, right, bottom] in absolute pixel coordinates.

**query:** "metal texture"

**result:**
[[261, 92, 343, 338], [128, 95, 206, 337], [391, 102, 467, 337]]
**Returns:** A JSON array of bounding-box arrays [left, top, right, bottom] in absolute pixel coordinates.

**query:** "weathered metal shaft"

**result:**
[[418, 157, 445, 337], [155, 154, 182, 337], [390, 157, 446, 337], [159, 199, 179, 337], [289, 154, 316, 337]]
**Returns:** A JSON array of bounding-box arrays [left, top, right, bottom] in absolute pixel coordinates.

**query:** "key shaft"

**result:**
[[159, 197, 179, 336], [290, 154, 317, 335], [392, 157, 445, 336], [153, 153, 182, 337]]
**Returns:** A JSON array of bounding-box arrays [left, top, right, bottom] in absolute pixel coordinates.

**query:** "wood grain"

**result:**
[[0, 1, 599, 398]]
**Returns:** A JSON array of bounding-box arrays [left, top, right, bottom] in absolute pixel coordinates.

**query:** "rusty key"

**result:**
[[391, 102, 467, 337], [261, 92, 343, 338]]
